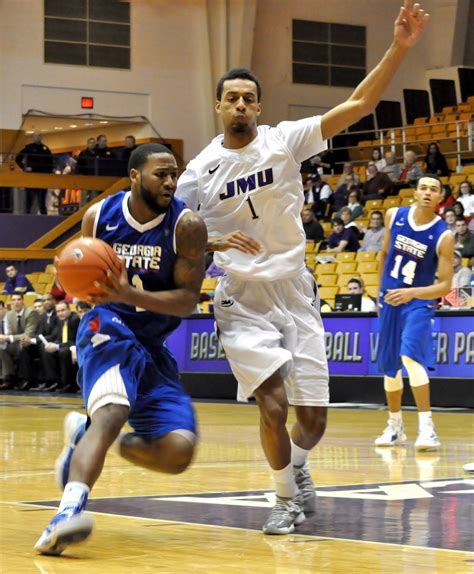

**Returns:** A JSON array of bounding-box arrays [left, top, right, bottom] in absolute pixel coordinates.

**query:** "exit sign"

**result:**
[[81, 97, 94, 109]]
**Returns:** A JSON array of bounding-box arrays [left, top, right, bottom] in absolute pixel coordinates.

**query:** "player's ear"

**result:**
[[256, 102, 262, 116], [129, 168, 139, 185], [215, 100, 221, 115]]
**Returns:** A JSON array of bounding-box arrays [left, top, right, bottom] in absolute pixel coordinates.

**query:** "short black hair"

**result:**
[[76, 301, 92, 311], [125, 135, 136, 143], [332, 217, 344, 227], [34, 298, 43, 304], [128, 143, 174, 174], [0, 300, 5, 308], [348, 277, 362, 288], [216, 68, 262, 101], [417, 173, 442, 188]]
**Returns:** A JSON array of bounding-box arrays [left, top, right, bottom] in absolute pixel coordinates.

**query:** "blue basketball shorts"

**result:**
[[76, 307, 196, 439], [377, 301, 436, 377]]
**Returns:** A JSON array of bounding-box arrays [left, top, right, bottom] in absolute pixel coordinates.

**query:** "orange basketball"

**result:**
[[56, 237, 122, 300]]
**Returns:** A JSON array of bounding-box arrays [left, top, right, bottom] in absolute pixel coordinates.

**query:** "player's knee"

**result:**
[[258, 399, 288, 430], [296, 406, 327, 439], [401, 355, 429, 387], [90, 404, 129, 440]]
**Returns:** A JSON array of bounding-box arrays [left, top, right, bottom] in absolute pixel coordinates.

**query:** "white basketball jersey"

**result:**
[[177, 116, 327, 281]]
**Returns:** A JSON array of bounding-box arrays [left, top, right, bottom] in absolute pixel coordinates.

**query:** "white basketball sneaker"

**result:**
[[374, 418, 407, 447], [415, 420, 440, 451]]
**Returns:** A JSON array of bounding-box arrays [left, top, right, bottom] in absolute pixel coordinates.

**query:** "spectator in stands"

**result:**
[[370, 148, 386, 172], [345, 188, 364, 219], [347, 277, 377, 312], [33, 298, 44, 314], [95, 134, 117, 176], [42, 301, 80, 393], [381, 150, 401, 182], [359, 210, 385, 252], [0, 301, 7, 381], [306, 173, 333, 218], [457, 181, 474, 219], [424, 142, 449, 177], [435, 184, 456, 216], [336, 161, 360, 188], [2, 265, 34, 295], [302, 208, 324, 242], [327, 217, 360, 253], [452, 201, 466, 220], [452, 250, 471, 288], [77, 138, 98, 176], [340, 206, 361, 239], [0, 293, 40, 390], [15, 133, 54, 215], [454, 218, 474, 258], [361, 161, 393, 202], [75, 301, 92, 319], [308, 149, 334, 175], [444, 208, 457, 233], [120, 135, 138, 177], [396, 150, 423, 188]]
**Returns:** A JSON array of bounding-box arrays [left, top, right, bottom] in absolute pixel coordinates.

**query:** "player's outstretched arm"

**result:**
[[207, 231, 262, 255], [89, 211, 208, 317], [384, 232, 454, 306], [321, 0, 429, 141]]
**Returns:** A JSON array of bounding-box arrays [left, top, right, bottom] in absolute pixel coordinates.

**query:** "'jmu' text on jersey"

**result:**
[[220, 168, 274, 200]]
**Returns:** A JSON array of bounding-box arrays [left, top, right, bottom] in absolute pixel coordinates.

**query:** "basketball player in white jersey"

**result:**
[[177, 1, 429, 534]]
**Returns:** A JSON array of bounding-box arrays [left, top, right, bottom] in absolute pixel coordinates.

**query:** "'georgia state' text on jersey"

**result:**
[[381, 206, 450, 303], [93, 191, 190, 346], [176, 116, 327, 281]]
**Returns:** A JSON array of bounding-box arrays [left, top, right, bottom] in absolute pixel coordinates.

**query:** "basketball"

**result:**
[[56, 237, 122, 300]]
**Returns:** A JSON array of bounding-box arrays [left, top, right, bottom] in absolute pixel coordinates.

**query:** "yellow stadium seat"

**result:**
[[363, 273, 379, 286], [305, 254, 316, 269], [463, 165, 474, 175], [401, 197, 416, 207], [317, 274, 338, 287], [335, 252, 356, 262], [449, 174, 467, 186], [365, 199, 383, 210], [37, 273, 53, 285], [357, 261, 379, 274], [305, 241, 318, 253], [383, 197, 402, 209], [337, 273, 360, 288], [201, 277, 217, 292], [414, 117, 428, 125], [356, 251, 377, 262], [365, 285, 379, 299], [314, 263, 337, 275], [319, 286, 339, 301], [398, 188, 414, 198], [336, 261, 358, 274]]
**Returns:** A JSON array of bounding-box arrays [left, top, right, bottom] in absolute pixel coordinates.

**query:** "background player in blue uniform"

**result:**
[[375, 175, 454, 451], [36, 144, 207, 555]]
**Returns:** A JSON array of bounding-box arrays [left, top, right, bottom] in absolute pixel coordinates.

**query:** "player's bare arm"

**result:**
[[207, 230, 262, 255], [90, 211, 208, 317], [384, 233, 454, 306], [81, 202, 100, 237], [378, 208, 396, 286], [321, 1, 429, 140]]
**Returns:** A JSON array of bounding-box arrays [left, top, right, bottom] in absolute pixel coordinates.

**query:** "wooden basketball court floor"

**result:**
[[0, 393, 472, 574]]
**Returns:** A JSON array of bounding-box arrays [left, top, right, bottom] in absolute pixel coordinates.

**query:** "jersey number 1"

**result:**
[[245, 197, 259, 220], [390, 254, 417, 285], [131, 274, 145, 312]]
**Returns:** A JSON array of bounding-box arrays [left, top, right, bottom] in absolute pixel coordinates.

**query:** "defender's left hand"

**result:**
[[394, 1, 429, 49], [88, 260, 134, 305], [384, 288, 415, 306]]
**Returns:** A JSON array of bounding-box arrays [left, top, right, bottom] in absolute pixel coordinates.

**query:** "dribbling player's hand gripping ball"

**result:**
[[56, 237, 121, 299]]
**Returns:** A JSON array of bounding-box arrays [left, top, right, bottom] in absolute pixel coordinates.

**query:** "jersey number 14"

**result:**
[[390, 254, 417, 285]]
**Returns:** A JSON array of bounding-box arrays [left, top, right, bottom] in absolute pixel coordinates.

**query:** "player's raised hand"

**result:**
[[211, 231, 262, 255], [394, 1, 429, 49]]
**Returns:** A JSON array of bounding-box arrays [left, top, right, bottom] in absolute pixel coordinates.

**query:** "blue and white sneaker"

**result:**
[[374, 418, 407, 447], [415, 421, 440, 451], [35, 493, 94, 555], [55, 412, 87, 490]]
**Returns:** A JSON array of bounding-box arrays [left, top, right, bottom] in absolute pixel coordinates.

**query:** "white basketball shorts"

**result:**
[[214, 271, 329, 406]]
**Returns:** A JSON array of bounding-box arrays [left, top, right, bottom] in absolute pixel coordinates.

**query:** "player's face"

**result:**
[[134, 153, 178, 215], [216, 79, 261, 135], [415, 177, 442, 209]]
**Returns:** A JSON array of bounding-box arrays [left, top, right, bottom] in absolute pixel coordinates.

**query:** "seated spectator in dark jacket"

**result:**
[[41, 301, 80, 392], [424, 143, 449, 177], [76, 138, 98, 175], [336, 162, 360, 188], [454, 218, 474, 258], [359, 211, 385, 252], [305, 173, 333, 218], [345, 189, 364, 219], [444, 208, 457, 233], [120, 135, 138, 176], [361, 162, 393, 202], [327, 217, 360, 253], [381, 150, 401, 182], [396, 150, 424, 188], [95, 134, 117, 176], [302, 209, 324, 242], [3, 265, 34, 295], [339, 207, 361, 239]]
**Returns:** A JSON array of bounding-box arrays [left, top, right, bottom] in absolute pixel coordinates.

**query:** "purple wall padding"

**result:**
[[0, 214, 66, 248]]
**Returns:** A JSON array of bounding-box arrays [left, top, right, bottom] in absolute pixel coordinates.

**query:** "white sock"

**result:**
[[418, 411, 433, 427], [389, 411, 403, 424], [58, 481, 89, 512], [273, 462, 298, 499], [291, 440, 309, 468]]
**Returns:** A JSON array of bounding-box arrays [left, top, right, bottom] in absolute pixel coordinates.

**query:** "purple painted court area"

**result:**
[[29, 479, 473, 552]]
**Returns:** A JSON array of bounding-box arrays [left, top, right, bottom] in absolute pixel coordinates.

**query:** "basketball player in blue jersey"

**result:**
[[177, 1, 430, 534], [375, 175, 454, 451], [35, 143, 207, 555]]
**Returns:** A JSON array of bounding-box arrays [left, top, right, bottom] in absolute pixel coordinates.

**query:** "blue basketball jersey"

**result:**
[[381, 206, 449, 302], [94, 190, 189, 346]]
